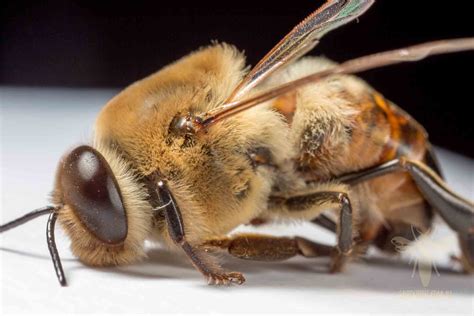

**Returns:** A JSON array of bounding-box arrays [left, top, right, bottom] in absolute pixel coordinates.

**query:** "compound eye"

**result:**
[[60, 145, 127, 244]]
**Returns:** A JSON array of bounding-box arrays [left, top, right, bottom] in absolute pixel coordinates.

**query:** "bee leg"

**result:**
[[170, 236, 246, 286], [179, 242, 245, 285], [275, 191, 355, 273], [312, 214, 336, 233], [151, 180, 245, 285], [328, 193, 354, 273], [337, 157, 474, 272], [203, 234, 333, 261]]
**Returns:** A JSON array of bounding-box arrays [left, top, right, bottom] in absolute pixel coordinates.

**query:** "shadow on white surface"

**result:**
[[79, 248, 474, 293], [5, 242, 471, 294]]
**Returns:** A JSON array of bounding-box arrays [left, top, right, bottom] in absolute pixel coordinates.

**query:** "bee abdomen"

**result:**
[[292, 85, 430, 181], [373, 93, 428, 163]]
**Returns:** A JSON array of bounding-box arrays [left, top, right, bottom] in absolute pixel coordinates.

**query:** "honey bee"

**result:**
[[1, 0, 473, 286]]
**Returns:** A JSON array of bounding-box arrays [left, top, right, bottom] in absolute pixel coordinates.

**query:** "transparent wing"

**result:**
[[193, 38, 474, 130], [226, 0, 375, 102]]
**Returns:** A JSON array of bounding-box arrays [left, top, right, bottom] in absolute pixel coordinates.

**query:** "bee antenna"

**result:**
[[46, 211, 67, 286], [0, 206, 55, 233], [0, 206, 67, 287]]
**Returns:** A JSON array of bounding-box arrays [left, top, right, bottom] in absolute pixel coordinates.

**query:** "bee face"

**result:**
[[53, 144, 152, 267]]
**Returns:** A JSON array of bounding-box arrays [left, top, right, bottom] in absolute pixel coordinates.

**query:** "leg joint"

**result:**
[[337, 192, 350, 204]]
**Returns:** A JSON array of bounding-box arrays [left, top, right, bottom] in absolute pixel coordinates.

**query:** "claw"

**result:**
[[228, 272, 246, 284]]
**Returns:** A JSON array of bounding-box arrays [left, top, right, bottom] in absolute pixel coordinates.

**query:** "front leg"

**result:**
[[179, 241, 245, 285], [270, 188, 356, 272], [151, 180, 245, 285]]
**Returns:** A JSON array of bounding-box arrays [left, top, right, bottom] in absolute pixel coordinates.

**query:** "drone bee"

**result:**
[[1, 0, 473, 286]]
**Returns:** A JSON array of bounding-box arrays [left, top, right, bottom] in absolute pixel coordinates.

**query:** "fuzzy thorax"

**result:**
[[93, 44, 294, 248]]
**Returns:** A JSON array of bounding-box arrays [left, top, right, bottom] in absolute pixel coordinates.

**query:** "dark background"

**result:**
[[1, 1, 473, 157]]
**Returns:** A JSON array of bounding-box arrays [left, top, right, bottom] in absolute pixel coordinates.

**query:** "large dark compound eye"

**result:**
[[59, 145, 127, 244]]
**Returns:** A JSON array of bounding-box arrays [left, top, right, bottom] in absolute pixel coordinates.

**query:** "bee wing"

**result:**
[[391, 236, 412, 253], [226, 0, 374, 102]]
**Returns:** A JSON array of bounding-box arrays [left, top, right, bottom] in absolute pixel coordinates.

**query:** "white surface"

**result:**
[[0, 87, 473, 315]]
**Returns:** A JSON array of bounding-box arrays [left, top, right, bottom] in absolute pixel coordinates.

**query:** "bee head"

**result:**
[[52, 144, 152, 275]]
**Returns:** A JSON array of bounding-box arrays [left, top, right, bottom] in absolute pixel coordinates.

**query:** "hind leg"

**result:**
[[311, 175, 431, 255], [336, 157, 474, 272]]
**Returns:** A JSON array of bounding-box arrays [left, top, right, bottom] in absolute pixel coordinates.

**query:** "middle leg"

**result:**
[[269, 188, 357, 272], [203, 233, 333, 261]]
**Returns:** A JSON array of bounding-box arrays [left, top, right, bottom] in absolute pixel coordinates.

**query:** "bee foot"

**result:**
[[329, 249, 350, 273], [206, 271, 246, 286]]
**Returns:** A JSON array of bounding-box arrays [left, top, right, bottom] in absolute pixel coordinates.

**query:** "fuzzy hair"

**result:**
[[94, 43, 293, 249], [262, 57, 434, 246]]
